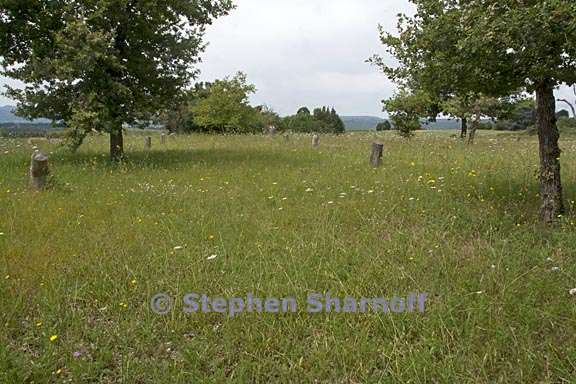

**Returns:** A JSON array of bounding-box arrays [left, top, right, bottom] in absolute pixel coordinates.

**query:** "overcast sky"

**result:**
[[195, 0, 414, 117], [1, 0, 575, 116]]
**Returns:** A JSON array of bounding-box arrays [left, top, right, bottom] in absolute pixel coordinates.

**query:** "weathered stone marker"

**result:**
[[312, 134, 320, 147], [145, 136, 152, 149], [161, 133, 166, 145], [30, 151, 49, 191], [370, 142, 384, 167]]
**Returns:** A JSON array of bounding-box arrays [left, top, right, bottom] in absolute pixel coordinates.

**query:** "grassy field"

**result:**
[[1, 131, 575, 383]]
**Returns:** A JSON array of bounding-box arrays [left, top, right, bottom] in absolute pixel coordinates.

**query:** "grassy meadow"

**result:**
[[1, 130, 575, 383]]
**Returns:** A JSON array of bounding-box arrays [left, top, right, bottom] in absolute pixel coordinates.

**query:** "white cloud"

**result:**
[[2, 0, 575, 117], [196, 0, 414, 116]]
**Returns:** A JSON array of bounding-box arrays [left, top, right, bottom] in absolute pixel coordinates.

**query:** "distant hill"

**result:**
[[0, 105, 51, 124], [341, 116, 385, 131], [342, 115, 463, 131]]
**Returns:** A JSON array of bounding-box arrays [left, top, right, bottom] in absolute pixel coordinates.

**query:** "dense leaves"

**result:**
[[0, 0, 234, 159], [283, 106, 345, 134]]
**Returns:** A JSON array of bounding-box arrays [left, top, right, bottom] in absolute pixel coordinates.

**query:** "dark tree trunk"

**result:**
[[467, 103, 481, 145], [110, 127, 124, 162], [536, 81, 564, 223], [460, 117, 468, 139]]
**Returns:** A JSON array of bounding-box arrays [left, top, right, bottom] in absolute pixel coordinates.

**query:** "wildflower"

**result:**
[[0, 232, 4, 236], [551, 267, 561, 272], [208, 235, 215, 240], [4, 275, 9, 280], [207, 254, 218, 261], [36, 322, 42, 327], [327, 201, 334, 204], [50, 335, 58, 342], [173, 246, 184, 251], [305, 188, 313, 192], [570, 288, 576, 296]]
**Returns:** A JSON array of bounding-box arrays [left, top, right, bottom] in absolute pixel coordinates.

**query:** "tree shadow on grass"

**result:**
[[57, 148, 316, 170], [455, 178, 575, 223]]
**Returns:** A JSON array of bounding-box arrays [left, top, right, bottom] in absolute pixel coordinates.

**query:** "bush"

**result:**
[[558, 117, 576, 133], [376, 121, 392, 131]]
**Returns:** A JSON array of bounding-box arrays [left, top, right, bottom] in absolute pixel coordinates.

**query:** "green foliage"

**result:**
[[556, 110, 570, 119], [376, 121, 392, 131], [494, 99, 537, 131], [190, 72, 263, 134], [384, 89, 432, 138], [0, 0, 234, 155], [297, 107, 311, 116], [283, 106, 345, 134], [558, 117, 576, 132], [160, 83, 213, 134]]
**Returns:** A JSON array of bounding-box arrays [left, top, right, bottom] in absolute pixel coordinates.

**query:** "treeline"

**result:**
[[0, 123, 64, 138], [160, 72, 345, 135], [375, 96, 576, 134], [282, 107, 345, 134]]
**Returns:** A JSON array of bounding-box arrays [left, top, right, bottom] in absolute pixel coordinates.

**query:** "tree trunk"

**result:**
[[467, 104, 481, 145], [460, 117, 468, 139], [110, 127, 124, 162], [536, 81, 564, 223]]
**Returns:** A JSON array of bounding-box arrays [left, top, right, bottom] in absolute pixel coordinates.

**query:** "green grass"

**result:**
[[1, 131, 575, 383]]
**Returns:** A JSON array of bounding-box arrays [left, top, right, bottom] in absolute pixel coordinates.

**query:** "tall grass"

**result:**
[[1, 131, 575, 383]]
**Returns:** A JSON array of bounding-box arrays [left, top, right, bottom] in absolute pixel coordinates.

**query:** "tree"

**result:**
[[557, 85, 576, 118], [556, 110, 570, 120], [191, 72, 261, 133], [297, 107, 311, 116], [370, 2, 517, 143], [160, 82, 213, 134], [283, 106, 345, 134], [252, 105, 282, 134], [384, 89, 432, 138], [0, 0, 233, 161], [376, 121, 392, 131], [494, 98, 537, 132], [374, 0, 576, 223]]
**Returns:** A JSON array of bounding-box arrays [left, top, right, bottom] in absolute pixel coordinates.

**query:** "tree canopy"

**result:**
[[373, 0, 576, 223], [283, 106, 345, 134], [0, 0, 234, 160]]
